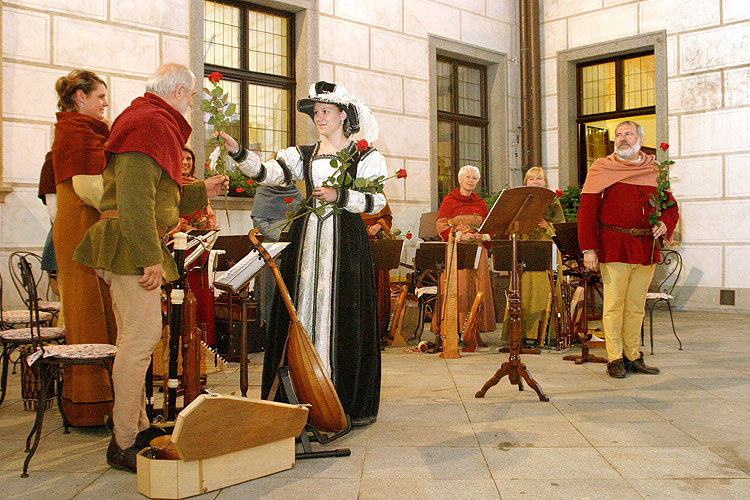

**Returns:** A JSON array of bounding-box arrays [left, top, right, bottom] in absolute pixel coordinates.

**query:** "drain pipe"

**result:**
[[519, 0, 542, 174]]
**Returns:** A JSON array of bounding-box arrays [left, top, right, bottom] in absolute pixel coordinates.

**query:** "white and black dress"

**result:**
[[234, 141, 384, 425]]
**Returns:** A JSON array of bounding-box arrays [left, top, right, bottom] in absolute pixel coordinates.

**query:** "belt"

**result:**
[[99, 209, 167, 238], [598, 221, 651, 236]]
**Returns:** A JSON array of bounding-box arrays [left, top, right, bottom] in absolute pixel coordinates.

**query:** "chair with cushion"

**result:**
[[8, 252, 61, 320], [15, 254, 116, 477], [642, 249, 683, 354]]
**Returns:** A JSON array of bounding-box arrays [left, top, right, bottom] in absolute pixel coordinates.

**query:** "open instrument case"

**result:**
[[137, 393, 308, 499]]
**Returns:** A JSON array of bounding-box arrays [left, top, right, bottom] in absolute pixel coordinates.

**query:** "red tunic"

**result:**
[[437, 189, 489, 241], [577, 182, 679, 265]]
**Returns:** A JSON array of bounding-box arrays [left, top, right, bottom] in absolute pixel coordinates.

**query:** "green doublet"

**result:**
[[74, 152, 207, 282]]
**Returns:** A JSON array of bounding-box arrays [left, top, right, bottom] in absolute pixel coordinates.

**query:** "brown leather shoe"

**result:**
[[624, 353, 660, 374], [607, 359, 626, 378], [106, 437, 139, 473]]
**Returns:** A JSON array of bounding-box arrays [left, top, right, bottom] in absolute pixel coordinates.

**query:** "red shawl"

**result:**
[[438, 189, 489, 219], [38, 151, 56, 202], [51, 112, 109, 185], [106, 93, 191, 187], [581, 151, 658, 194]]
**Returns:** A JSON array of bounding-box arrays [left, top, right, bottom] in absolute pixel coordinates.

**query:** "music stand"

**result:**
[[550, 223, 607, 365], [493, 240, 553, 354], [369, 239, 404, 345], [475, 186, 554, 402]]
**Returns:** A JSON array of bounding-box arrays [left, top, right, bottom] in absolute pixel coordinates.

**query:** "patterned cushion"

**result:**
[[1, 309, 53, 324], [26, 343, 117, 366], [0, 327, 65, 342], [646, 292, 673, 300], [38, 301, 61, 312]]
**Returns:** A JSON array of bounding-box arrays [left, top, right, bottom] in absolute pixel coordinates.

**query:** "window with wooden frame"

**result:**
[[436, 56, 489, 202], [203, 0, 295, 163], [576, 52, 655, 182]]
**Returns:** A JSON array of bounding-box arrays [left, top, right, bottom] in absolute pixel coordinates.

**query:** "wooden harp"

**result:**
[[459, 291, 484, 353], [439, 230, 461, 358], [385, 285, 408, 347], [247, 229, 348, 433]]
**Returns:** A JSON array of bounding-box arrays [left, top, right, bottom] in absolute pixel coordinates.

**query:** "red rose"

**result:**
[[356, 139, 369, 152], [396, 168, 407, 179], [555, 190, 563, 197], [283, 197, 293, 204], [204, 162, 210, 167], [659, 142, 669, 151], [405, 231, 413, 240], [235, 187, 244, 193], [246, 179, 253, 185], [208, 72, 223, 83]]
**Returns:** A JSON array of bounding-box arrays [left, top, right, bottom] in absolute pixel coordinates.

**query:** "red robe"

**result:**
[[436, 189, 489, 241]]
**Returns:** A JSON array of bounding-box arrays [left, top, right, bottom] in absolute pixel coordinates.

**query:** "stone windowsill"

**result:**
[[208, 194, 254, 210]]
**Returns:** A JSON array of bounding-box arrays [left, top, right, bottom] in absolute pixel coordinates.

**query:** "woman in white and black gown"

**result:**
[[217, 81, 385, 426]]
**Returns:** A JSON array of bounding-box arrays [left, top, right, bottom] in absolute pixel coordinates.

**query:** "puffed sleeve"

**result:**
[[335, 149, 387, 215], [233, 146, 304, 186]]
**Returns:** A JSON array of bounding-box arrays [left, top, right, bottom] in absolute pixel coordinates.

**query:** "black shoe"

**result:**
[[106, 437, 139, 473], [134, 426, 169, 449], [607, 359, 626, 378], [624, 353, 660, 374]]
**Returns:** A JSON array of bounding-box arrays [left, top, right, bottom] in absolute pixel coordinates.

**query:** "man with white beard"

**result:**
[[576, 121, 679, 378]]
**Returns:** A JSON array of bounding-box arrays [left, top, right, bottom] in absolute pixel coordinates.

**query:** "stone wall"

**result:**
[[541, 0, 750, 311], [0, 0, 191, 307]]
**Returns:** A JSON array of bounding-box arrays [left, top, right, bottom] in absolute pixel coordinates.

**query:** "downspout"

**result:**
[[519, 0, 542, 175]]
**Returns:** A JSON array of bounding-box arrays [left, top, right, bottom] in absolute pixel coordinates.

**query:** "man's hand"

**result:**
[[139, 263, 162, 291], [205, 174, 229, 198], [583, 249, 599, 272], [652, 221, 667, 239]]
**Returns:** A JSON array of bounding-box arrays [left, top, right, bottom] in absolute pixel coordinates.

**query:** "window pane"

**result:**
[[623, 54, 654, 109], [204, 1, 240, 68], [437, 60, 453, 112], [248, 10, 289, 77], [580, 61, 616, 115], [203, 78, 241, 161], [458, 124, 483, 192], [247, 84, 290, 161], [457, 65, 482, 117], [437, 121, 454, 201]]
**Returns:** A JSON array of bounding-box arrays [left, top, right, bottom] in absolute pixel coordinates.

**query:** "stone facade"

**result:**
[[2, 0, 746, 312], [541, 0, 750, 310]]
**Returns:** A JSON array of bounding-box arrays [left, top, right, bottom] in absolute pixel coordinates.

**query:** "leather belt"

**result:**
[[598, 221, 651, 236], [99, 209, 167, 238]]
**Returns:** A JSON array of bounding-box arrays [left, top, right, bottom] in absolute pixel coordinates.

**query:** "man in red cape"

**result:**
[[577, 121, 679, 378], [75, 63, 228, 472]]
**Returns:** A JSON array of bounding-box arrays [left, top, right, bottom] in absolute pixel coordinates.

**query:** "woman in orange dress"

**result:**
[[361, 199, 394, 342], [51, 69, 117, 426]]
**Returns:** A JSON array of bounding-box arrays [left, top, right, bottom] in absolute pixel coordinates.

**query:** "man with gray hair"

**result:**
[[577, 120, 679, 378], [75, 63, 228, 472]]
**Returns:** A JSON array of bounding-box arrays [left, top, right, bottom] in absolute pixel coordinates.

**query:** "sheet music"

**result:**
[[184, 230, 219, 268], [213, 242, 289, 292], [473, 245, 482, 270]]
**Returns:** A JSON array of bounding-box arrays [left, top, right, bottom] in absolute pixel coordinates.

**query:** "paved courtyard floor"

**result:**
[[1, 309, 748, 499]]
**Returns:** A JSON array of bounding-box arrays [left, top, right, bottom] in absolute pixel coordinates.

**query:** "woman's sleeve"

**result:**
[[234, 146, 303, 186], [337, 150, 387, 214]]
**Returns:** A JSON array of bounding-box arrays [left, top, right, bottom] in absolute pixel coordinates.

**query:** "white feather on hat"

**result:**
[[297, 82, 379, 144]]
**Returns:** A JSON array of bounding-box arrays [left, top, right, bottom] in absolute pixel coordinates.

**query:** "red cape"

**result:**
[[438, 189, 489, 219], [51, 112, 109, 185], [38, 151, 56, 202], [106, 93, 191, 187]]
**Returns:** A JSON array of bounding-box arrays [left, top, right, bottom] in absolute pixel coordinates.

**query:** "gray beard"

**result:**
[[615, 143, 641, 160]]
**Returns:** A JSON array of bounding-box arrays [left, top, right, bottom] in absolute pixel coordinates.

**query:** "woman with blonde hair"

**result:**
[[51, 69, 117, 426], [502, 167, 565, 344]]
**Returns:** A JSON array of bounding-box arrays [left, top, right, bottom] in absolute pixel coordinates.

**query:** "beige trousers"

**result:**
[[99, 271, 162, 449], [599, 262, 655, 362]]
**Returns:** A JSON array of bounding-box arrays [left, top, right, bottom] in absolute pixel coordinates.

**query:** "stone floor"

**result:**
[[1, 309, 749, 499]]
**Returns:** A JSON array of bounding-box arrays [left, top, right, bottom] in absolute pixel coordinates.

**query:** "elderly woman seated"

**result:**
[[431, 165, 497, 340]]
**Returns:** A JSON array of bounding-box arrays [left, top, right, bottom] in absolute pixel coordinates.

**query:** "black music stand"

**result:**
[[550, 223, 607, 365], [493, 240, 553, 354], [475, 186, 555, 402], [414, 241, 481, 342], [369, 239, 404, 344]]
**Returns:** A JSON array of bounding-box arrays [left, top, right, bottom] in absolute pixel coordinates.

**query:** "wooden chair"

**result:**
[[409, 212, 441, 341], [642, 249, 683, 354], [16, 254, 116, 477]]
